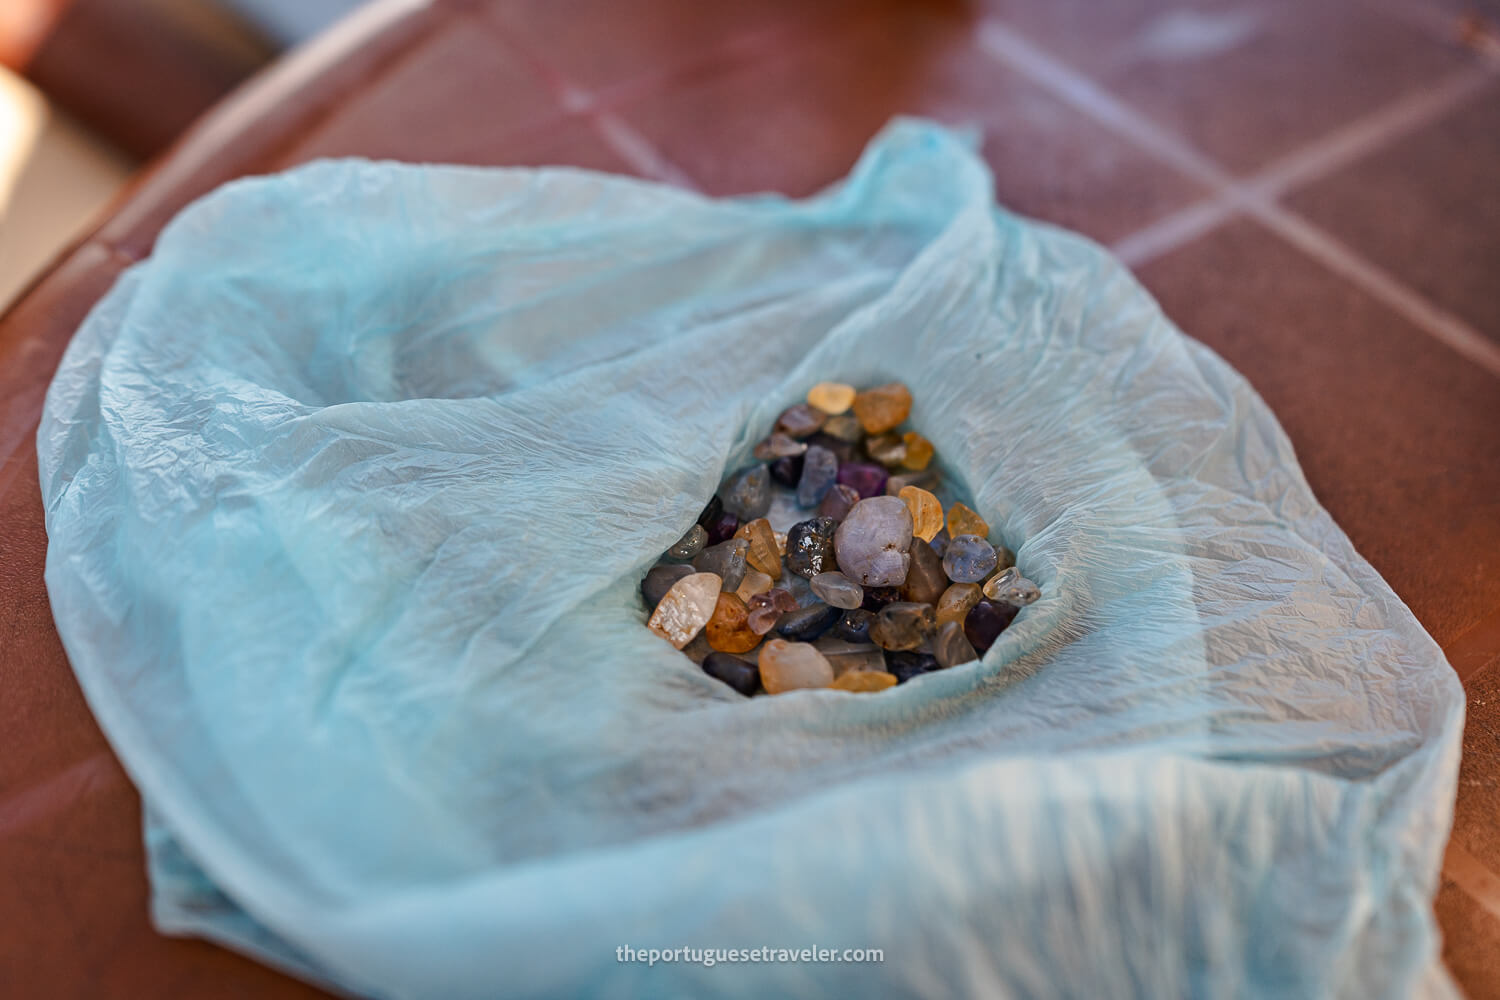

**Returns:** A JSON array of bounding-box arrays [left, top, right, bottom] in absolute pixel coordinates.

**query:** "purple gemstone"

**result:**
[[704, 511, 740, 545], [837, 462, 889, 500], [964, 599, 1019, 654]]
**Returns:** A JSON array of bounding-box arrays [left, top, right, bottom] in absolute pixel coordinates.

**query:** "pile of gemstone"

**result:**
[[641, 381, 1040, 696]]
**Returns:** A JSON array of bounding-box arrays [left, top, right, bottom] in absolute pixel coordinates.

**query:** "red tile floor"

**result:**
[[1, 0, 1498, 995]]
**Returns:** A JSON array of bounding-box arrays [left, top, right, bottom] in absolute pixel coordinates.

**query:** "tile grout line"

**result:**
[[589, 111, 701, 190], [975, 18, 1500, 379]]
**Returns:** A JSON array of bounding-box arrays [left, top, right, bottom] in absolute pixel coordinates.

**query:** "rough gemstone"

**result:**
[[935, 582, 983, 627], [865, 432, 907, 468], [900, 431, 935, 470], [984, 566, 1040, 606], [833, 496, 913, 587], [946, 501, 990, 540], [870, 601, 935, 651], [697, 494, 723, 528], [774, 403, 826, 439], [704, 592, 761, 654], [900, 539, 948, 605], [837, 462, 889, 500], [831, 670, 898, 692], [817, 483, 860, 521], [994, 545, 1017, 573], [796, 445, 840, 508], [702, 652, 760, 697], [886, 650, 940, 683], [943, 534, 998, 584], [785, 517, 839, 578], [758, 639, 835, 694], [781, 571, 815, 606], [735, 568, 774, 602], [734, 517, 782, 579], [721, 464, 772, 520], [814, 638, 888, 676], [820, 412, 864, 442], [753, 433, 808, 459], [704, 511, 740, 545], [810, 571, 864, 609], [805, 431, 856, 465], [933, 620, 978, 668], [774, 531, 788, 556], [853, 382, 912, 434], [885, 470, 938, 497], [642, 563, 693, 609], [928, 528, 951, 557], [807, 381, 857, 415], [769, 453, 805, 488], [694, 538, 749, 591], [964, 599, 1019, 654], [747, 588, 798, 634], [861, 585, 903, 611], [647, 572, 723, 649], [775, 602, 842, 642], [833, 608, 875, 643], [898, 485, 944, 542], [666, 523, 708, 561]]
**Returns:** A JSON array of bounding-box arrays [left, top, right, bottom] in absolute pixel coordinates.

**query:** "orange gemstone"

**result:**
[[852, 382, 912, 434], [898, 485, 943, 542], [734, 517, 782, 580], [900, 431, 934, 470], [807, 381, 856, 415], [945, 501, 989, 540], [935, 582, 982, 628], [832, 670, 898, 692], [704, 592, 761, 654]]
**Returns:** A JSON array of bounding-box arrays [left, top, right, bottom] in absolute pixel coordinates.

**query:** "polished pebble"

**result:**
[[647, 572, 723, 648], [817, 483, 861, 521], [811, 571, 864, 609], [735, 568, 774, 602], [933, 620, 978, 668], [945, 501, 989, 540], [833, 608, 875, 644], [806, 431, 856, 465], [820, 412, 864, 442], [722, 464, 772, 520], [775, 602, 842, 642], [833, 496, 913, 587], [815, 638, 888, 677], [900, 538, 948, 605], [935, 582, 983, 627], [796, 444, 840, 508], [942, 534, 998, 584], [831, 670, 898, 692], [746, 588, 798, 634], [964, 599, 1018, 654], [898, 485, 944, 543], [754, 433, 808, 459], [870, 601, 935, 651], [865, 432, 907, 468], [694, 538, 749, 591], [642, 563, 694, 609], [758, 639, 835, 693], [666, 523, 708, 561], [861, 586, 903, 611], [837, 462, 889, 500], [769, 453, 805, 488], [807, 381, 856, 415], [900, 431, 934, 470], [702, 652, 760, 696], [984, 566, 1040, 606], [853, 382, 912, 434], [775, 403, 826, 439], [734, 517, 782, 579], [886, 650, 940, 683], [785, 517, 839, 578], [704, 592, 761, 654], [704, 510, 740, 545]]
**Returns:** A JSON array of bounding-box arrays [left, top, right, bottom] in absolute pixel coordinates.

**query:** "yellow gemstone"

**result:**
[[946, 501, 989, 540], [832, 670, 898, 692], [807, 381, 856, 415], [898, 485, 943, 542], [900, 431, 934, 470], [704, 592, 761, 654], [852, 382, 912, 434], [935, 582, 982, 627], [774, 531, 787, 556], [647, 572, 722, 648], [735, 568, 774, 602], [734, 517, 782, 580]]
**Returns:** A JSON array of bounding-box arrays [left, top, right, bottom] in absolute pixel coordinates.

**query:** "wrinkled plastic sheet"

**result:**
[[38, 120, 1463, 999]]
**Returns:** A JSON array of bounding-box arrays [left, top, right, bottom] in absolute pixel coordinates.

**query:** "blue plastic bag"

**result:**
[[38, 120, 1463, 998]]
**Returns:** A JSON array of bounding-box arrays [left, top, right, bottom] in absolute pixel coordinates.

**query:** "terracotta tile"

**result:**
[[1287, 82, 1500, 347], [1437, 877, 1500, 998], [1136, 219, 1500, 646], [1450, 665, 1500, 874], [276, 14, 568, 168], [615, 6, 1209, 239], [978, 0, 1477, 173]]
